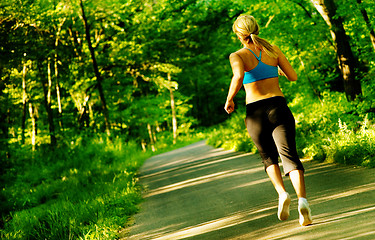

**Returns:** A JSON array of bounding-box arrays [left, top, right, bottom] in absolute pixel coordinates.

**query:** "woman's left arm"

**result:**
[[224, 53, 244, 114]]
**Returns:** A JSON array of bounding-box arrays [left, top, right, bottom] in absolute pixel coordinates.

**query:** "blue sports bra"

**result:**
[[243, 48, 278, 84]]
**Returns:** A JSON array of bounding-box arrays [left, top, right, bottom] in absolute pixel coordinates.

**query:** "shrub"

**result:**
[[206, 106, 257, 153]]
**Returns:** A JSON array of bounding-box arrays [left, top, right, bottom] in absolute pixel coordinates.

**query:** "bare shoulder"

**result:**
[[229, 52, 238, 59], [229, 51, 245, 73], [229, 51, 244, 63], [229, 49, 244, 58]]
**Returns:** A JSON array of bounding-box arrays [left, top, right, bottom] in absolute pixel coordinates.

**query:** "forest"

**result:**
[[1, 0, 374, 239]]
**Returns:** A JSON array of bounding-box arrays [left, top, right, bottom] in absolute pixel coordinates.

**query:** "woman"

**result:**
[[224, 15, 312, 226]]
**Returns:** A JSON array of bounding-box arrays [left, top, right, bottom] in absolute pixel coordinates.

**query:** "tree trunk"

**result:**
[[311, 0, 362, 101], [168, 73, 178, 144], [77, 84, 95, 128], [39, 61, 57, 146], [79, 0, 111, 136], [55, 19, 65, 130], [21, 62, 28, 144], [28, 102, 37, 151], [47, 58, 52, 105], [356, 0, 375, 51], [55, 57, 63, 129], [141, 140, 147, 152], [147, 123, 156, 152]]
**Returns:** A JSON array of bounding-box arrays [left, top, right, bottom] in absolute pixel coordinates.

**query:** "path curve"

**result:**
[[121, 140, 375, 240]]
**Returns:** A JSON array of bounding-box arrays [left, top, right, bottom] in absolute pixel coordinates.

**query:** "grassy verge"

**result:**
[[0, 133, 205, 240]]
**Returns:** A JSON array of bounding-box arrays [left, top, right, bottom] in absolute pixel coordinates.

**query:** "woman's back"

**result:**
[[225, 14, 297, 113], [231, 45, 284, 104]]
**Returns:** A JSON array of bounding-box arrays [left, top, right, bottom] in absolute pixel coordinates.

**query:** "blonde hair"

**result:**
[[233, 15, 278, 58]]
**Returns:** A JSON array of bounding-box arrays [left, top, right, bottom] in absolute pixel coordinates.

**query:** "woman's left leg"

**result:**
[[289, 169, 312, 225], [271, 111, 312, 226], [289, 169, 306, 198]]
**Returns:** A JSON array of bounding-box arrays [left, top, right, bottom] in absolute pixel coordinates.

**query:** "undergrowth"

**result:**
[[292, 91, 375, 168], [0, 133, 204, 240]]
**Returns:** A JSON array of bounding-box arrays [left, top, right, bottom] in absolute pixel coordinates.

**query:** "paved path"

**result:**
[[121, 140, 375, 240]]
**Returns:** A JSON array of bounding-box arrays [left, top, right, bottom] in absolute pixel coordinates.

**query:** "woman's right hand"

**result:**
[[224, 100, 235, 114]]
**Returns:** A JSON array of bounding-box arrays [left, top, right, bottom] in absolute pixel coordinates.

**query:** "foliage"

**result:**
[[324, 117, 375, 167], [0, 136, 149, 239], [1, 0, 374, 147], [0, 132, 204, 239], [206, 105, 257, 153], [291, 89, 375, 167]]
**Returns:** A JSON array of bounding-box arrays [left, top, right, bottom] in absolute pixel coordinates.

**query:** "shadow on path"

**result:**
[[121, 140, 375, 240]]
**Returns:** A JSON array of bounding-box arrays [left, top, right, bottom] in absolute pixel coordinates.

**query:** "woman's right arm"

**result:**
[[224, 52, 244, 114], [275, 46, 297, 81]]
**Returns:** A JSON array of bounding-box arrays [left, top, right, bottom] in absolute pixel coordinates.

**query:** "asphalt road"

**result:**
[[121, 140, 375, 240]]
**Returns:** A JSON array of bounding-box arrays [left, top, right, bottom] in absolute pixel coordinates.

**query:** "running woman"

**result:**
[[224, 15, 312, 226]]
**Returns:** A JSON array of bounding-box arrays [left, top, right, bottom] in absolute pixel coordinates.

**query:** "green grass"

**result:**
[[1, 136, 148, 239], [0, 133, 205, 240]]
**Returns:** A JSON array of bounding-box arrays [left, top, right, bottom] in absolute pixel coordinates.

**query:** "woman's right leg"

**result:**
[[269, 103, 312, 226]]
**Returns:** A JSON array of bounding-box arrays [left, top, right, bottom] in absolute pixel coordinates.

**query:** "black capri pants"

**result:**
[[245, 96, 304, 176]]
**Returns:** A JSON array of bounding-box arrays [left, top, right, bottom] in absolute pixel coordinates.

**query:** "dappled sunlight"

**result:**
[[141, 152, 250, 180], [310, 182, 375, 205], [124, 142, 274, 240], [172, 153, 256, 176], [228, 172, 269, 190], [3, 0, 374, 237], [341, 230, 375, 240], [304, 162, 338, 174], [240, 204, 375, 240], [131, 205, 276, 240], [140, 141, 240, 178], [312, 204, 375, 226], [122, 223, 186, 240], [153, 141, 209, 158], [145, 168, 259, 198]]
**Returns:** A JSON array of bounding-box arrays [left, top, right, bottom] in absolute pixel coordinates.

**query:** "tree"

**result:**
[[79, 0, 111, 136], [310, 0, 362, 101]]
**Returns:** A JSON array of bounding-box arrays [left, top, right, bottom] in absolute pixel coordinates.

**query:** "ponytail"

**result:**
[[250, 34, 278, 58], [233, 15, 278, 58]]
